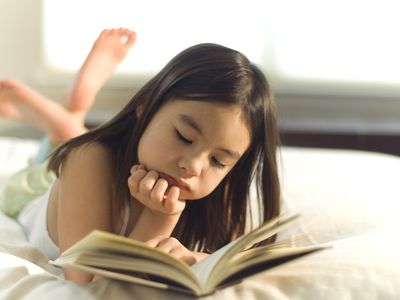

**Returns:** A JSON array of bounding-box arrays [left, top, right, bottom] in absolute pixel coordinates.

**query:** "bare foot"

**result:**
[[68, 28, 136, 120], [0, 79, 86, 145]]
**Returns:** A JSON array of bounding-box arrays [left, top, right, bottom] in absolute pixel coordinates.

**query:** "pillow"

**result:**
[[278, 147, 400, 244]]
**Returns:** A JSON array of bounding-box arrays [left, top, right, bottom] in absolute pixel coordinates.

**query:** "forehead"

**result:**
[[160, 100, 251, 154]]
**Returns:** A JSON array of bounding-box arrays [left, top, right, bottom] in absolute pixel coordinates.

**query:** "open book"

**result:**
[[50, 215, 327, 296]]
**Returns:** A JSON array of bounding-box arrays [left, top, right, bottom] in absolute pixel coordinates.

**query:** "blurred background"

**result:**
[[1, 0, 399, 154]]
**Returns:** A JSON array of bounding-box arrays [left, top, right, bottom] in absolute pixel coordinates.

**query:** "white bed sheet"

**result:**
[[1, 137, 400, 300]]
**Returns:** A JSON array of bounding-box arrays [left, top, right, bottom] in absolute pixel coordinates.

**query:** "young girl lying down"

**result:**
[[0, 28, 281, 283]]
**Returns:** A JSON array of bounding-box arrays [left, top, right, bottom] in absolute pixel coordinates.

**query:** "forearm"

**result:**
[[128, 207, 181, 242]]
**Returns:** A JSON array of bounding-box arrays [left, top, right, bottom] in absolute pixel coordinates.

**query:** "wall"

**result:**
[[1, 0, 400, 146], [0, 0, 41, 82]]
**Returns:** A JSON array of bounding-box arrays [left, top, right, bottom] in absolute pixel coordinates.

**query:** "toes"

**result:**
[[124, 31, 137, 47]]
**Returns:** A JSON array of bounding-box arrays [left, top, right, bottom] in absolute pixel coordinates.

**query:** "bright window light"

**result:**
[[267, 0, 400, 85], [42, 0, 400, 87], [42, 0, 269, 76]]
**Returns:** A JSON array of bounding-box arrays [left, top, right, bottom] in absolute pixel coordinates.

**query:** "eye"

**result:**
[[211, 157, 226, 169], [175, 129, 192, 144]]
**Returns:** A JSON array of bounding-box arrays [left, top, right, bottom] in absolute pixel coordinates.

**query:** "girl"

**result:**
[[1, 32, 281, 283]]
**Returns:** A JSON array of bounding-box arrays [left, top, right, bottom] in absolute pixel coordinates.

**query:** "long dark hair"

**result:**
[[48, 43, 280, 252]]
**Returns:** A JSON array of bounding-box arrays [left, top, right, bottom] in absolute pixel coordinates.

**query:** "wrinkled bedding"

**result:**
[[1, 137, 400, 300]]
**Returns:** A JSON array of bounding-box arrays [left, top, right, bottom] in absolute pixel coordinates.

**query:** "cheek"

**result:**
[[138, 134, 159, 166], [203, 177, 221, 195], [138, 133, 177, 168], [185, 172, 226, 200]]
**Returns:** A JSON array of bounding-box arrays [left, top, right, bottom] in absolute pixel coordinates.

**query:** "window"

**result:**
[[267, 0, 400, 92], [42, 0, 400, 93], [42, 0, 268, 80]]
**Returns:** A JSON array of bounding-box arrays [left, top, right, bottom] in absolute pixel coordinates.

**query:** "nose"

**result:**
[[178, 153, 204, 177]]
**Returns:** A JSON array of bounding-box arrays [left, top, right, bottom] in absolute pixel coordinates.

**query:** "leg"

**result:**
[[0, 28, 136, 145], [0, 28, 136, 218], [0, 161, 55, 218], [0, 81, 81, 218], [68, 28, 136, 122], [0, 79, 86, 145]]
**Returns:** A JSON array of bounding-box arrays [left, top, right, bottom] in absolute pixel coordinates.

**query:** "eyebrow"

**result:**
[[179, 114, 242, 159]]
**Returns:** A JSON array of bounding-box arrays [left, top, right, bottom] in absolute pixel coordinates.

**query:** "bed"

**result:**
[[1, 136, 399, 299]]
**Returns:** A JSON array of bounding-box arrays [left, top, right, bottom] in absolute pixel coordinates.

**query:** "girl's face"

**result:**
[[138, 99, 251, 200]]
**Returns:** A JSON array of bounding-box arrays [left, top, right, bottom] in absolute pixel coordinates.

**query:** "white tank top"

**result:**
[[18, 187, 130, 261]]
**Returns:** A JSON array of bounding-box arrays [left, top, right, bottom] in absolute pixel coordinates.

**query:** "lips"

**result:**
[[159, 173, 191, 192]]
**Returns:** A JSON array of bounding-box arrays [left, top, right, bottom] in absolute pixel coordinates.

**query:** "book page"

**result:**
[[52, 215, 302, 295], [52, 231, 201, 290], [190, 214, 299, 290], [64, 231, 191, 271], [190, 237, 244, 289], [55, 262, 199, 296], [211, 244, 328, 284]]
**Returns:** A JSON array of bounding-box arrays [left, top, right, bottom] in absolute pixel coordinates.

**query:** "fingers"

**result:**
[[146, 236, 184, 255], [145, 236, 197, 265], [127, 165, 147, 195], [128, 165, 184, 215], [137, 170, 168, 206], [150, 178, 169, 202], [139, 170, 160, 195], [181, 255, 197, 265], [145, 236, 162, 248], [157, 238, 181, 254], [164, 186, 183, 212]]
